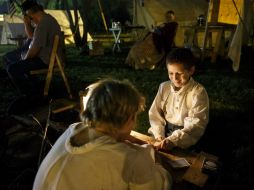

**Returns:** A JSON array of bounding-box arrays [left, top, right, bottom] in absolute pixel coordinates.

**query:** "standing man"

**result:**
[[148, 48, 209, 150], [4, 0, 64, 96]]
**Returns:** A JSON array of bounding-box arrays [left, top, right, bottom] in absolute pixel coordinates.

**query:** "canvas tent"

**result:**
[[133, 0, 208, 46], [226, 0, 253, 71], [45, 10, 86, 44], [203, 0, 253, 71], [0, 14, 25, 45], [133, 0, 254, 71], [0, 10, 87, 45]]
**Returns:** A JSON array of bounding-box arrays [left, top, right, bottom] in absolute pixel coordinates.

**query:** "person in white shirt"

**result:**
[[148, 48, 209, 150], [33, 78, 172, 190]]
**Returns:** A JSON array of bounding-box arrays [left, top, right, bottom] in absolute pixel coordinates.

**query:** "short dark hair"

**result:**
[[167, 10, 175, 15], [166, 48, 195, 70], [21, 0, 43, 12], [80, 78, 145, 129]]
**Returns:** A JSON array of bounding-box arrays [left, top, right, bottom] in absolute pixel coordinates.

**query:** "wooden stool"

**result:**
[[30, 35, 72, 99]]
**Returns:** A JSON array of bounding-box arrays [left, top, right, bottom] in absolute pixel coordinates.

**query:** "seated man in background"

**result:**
[[125, 10, 178, 70], [152, 10, 177, 54], [33, 78, 172, 190], [3, 0, 64, 96], [148, 48, 209, 150]]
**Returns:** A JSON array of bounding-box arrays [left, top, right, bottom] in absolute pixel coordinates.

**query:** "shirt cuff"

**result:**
[[148, 127, 165, 139]]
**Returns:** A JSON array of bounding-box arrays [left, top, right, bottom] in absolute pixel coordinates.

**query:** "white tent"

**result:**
[[45, 10, 86, 44], [0, 14, 25, 45], [203, 0, 253, 71], [227, 0, 253, 71], [133, 0, 254, 71], [0, 10, 88, 45], [133, 0, 208, 46]]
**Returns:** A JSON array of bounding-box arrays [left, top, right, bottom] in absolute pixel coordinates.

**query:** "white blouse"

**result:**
[[148, 78, 209, 148], [33, 123, 172, 190]]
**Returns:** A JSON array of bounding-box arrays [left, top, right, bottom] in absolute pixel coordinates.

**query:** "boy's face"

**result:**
[[167, 62, 194, 90]]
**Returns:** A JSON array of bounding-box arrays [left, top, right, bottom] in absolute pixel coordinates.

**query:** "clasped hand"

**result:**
[[152, 137, 175, 151]]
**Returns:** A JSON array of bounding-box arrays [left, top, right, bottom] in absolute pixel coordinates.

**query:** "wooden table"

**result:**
[[130, 130, 219, 189], [182, 23, 236, 62]]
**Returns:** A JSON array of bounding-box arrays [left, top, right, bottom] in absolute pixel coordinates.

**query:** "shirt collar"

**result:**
[[65, 125, 117, 154], [170, 77, 194, 95]]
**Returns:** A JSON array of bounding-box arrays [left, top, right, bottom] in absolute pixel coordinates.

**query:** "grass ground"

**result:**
[[0, 43, 254, 189]]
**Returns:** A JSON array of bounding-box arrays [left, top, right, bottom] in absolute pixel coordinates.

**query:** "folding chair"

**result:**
[[30, 35, 72, 99]]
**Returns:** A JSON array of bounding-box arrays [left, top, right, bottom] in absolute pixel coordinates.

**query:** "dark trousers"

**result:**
[[5, 57, 47, 95], [2, 38, 48, 95], [2, 38, 32, 67], [165, 122, 183, 137]]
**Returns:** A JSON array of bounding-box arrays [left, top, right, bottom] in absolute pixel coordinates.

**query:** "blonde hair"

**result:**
[[80, 78, 145, 133]]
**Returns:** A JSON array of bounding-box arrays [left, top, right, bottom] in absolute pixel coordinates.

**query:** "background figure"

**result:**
[[3, 1, 64, 96], [125, 10, 178, 70], [165, 10, 175, 23], [33, 78, 172, 190], [152, 10, 178, 54], [148, 48, 209, 150]]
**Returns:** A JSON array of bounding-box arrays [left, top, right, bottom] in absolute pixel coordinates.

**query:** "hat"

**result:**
[[21, 0, 39, 12]]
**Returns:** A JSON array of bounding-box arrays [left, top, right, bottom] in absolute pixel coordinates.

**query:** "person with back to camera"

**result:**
[[148, 48, 209, 151], [33, 78, 172, 190], [3, 0, 64, 96]]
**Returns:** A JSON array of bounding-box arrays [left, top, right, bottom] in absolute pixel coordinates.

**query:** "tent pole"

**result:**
[[133, 0, 136, 25], [201, 0, 213, 61], [97, 0, 108, 32]]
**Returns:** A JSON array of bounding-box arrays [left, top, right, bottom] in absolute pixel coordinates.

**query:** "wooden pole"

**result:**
[[97, 0, 108, 31], [201, 0, 213, 61], [133, 0, 136, 25]]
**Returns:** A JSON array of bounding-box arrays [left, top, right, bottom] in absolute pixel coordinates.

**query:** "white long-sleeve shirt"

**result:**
[[148, 78, 209, 148], [33, 122, 172, 190]]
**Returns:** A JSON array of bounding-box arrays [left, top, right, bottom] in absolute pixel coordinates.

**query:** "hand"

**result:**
[[153, 140, 163, 150], [161, 139, 175, 150], [153, 139, 175, 151], [23, 15, 31, 25], [155, 136, 164, 141], [21, 52, 26, 60]]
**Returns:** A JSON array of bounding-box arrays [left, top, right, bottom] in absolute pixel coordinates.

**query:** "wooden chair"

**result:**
[[30, 35, 72, 99]]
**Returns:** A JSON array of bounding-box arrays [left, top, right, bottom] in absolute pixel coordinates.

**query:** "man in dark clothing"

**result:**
[[3, 1, 63, 96]]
